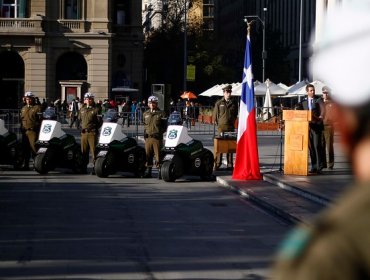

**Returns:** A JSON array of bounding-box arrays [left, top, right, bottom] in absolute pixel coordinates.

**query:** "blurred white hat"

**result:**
[[310, 0, 370, 106], [84, 92, 94, 99], [24, 91, 34, 97], [148, 95, 158, 103]]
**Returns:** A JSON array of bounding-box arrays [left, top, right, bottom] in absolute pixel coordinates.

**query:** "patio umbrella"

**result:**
[[287, 80, 326, 96], [180, 91, 197, 99], [262, 85, 274, 121], [254, 79, 287, 96]]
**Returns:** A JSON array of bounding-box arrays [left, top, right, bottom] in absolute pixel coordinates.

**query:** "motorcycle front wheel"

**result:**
[[95, 156, 111, 178], [34, 153, 50, 174]]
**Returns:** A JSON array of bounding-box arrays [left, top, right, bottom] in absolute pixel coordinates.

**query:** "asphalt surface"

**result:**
[[0, 122, 353, 279]]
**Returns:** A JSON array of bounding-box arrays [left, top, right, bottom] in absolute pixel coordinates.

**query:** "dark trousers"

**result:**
[[309, 128, 325, 171]]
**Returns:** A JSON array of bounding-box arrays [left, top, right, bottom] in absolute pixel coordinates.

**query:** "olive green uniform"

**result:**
[[78, 104, 101, 169], [272, 182, 370, 279], [322, 99, 336, 169], [143, 109, 166, 169], [20, 104, 42, 167], [213, 98, 238, 168]]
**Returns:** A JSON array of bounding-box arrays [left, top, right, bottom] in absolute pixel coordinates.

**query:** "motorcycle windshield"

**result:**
[[103, 109, 118, 123], [43, 107, 57, 120]]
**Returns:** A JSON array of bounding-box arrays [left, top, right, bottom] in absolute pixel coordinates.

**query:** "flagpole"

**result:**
[[232, 19, 262, 180]]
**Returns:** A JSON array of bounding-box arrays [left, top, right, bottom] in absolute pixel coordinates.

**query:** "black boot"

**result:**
[[143, 167, 152, 178]]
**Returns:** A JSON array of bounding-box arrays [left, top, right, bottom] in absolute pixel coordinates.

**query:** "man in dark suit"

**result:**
[[297, 84, 325, 174]]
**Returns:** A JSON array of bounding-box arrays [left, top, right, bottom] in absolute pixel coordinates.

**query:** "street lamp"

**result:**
[[183, 0, 187, 92], [244, 7, 267, 82], [298, 0, 303, 82]]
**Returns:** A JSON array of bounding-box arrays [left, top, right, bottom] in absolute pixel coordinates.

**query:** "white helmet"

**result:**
[[311, 0, 370, 106], [84, 92, 94, 99], [24, 91, 34, 98], [148, 95, 158, 103]]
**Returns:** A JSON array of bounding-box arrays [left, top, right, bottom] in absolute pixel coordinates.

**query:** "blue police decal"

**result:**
[[168, 129, 178, 139], [103, 126, 112, 136], [42, 124, 52, 134]]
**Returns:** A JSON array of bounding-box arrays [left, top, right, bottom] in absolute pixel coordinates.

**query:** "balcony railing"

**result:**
[[0, 18, 43, 33], [57, 19, 90, 33]]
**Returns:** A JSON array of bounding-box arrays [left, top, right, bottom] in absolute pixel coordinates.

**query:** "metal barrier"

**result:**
[[0, 109, 21, 138], [1, 106, 283, 141]]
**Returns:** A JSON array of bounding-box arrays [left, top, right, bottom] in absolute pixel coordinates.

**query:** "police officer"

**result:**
[[271, 1, 370, 279], [20, 91, 42, 170], [212, 84, 238, 170], [78, 92, 101, 174], [143, 95, 166, 178]]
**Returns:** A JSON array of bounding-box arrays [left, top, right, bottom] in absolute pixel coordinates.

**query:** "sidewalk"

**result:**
[[215, 165, 353, 225]]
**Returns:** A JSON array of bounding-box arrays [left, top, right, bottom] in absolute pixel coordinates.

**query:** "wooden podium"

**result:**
[[283, 110, 311, 175], [213, 137, 237, 164]]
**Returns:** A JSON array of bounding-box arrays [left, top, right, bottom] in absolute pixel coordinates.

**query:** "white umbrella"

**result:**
[[287, 80, 309, 95], [277, 82, 289, 90], [199, 84, 222, 97], [255, 79, 287, 96], [287, 80, 327, 96], [262, 86, 274, 121]]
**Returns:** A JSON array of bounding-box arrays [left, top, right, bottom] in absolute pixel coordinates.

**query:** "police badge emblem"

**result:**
[[168, 129, 178, 139], [103, 126, 112, 136], [43, 124, 52, 134]]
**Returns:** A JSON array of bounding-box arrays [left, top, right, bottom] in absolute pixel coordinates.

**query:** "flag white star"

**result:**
[[242, 65, 253, 89]]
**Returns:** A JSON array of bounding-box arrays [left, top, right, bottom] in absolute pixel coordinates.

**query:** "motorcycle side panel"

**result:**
[[39, 120, 65, 141], [99, 123, 128, 144], [0, 119, 9, 135], [164, 125, 193, 148]]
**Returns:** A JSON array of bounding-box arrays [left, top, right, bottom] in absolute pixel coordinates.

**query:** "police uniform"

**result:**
[[78, 99, 101, 170], [143, 104, 166, 177], [272, 183, 370, 279], [322, 92, 336, 169], [272, 1, 370, 279], [213, 86, 238, 169], [20, 96, 42, 169]]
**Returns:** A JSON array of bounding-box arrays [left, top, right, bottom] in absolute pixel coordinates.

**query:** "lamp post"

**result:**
[[244, 8, 267, 82], [298, 0, 303, 82], [183, 0, 187, 92]]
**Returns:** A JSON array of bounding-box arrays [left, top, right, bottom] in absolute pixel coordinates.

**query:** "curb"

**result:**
[[216, 176, 303, 225], [263, 173, 331, 206]]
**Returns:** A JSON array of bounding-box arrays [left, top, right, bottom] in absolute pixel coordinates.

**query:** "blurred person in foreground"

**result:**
[[271, 1, 370, 279]]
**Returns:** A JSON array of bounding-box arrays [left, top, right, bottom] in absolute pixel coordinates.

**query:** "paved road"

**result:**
[[0, 170, 291, 279]]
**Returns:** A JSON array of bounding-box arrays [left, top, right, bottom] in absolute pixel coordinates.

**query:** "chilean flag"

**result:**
[[232, 35, 262, 180]]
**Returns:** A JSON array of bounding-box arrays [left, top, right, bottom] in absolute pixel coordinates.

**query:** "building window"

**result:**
[[203, 6, 214, 17], [63, 0, 82, 19], [0, 0, 27, 18], [115, 0, 130, 25]]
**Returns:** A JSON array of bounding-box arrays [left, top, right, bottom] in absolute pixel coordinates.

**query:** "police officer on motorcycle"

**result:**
[[143, 95, 167, 178], [78, 92, 102, 174], [20, 91, 42, 170]]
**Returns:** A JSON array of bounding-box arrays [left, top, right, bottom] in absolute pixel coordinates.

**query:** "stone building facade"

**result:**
[[0, 0, 143, 108]]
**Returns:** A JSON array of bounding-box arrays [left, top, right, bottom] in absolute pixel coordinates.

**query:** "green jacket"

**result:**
[[143, 109, 166, 138], [272, 181, 370, 280], [78, 104, 101, 131], [20, 104, 42, 130], [213, 98, 238, 132]]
